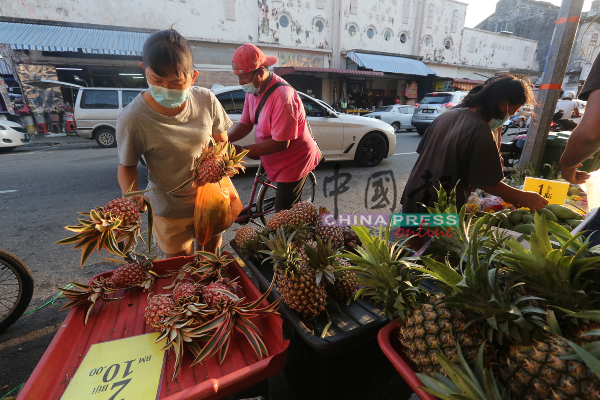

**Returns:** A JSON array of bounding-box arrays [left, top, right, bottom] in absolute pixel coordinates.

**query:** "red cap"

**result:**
[[232, 44, 277, 75]]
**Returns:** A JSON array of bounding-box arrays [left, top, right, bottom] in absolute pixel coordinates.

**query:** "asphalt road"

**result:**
[[0, 130, 422, 398]]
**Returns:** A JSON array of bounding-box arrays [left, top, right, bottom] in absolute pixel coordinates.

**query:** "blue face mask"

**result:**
[[147, 83, 190, 108], [241, 72, 259, 94], [489, 104, 510, 130]]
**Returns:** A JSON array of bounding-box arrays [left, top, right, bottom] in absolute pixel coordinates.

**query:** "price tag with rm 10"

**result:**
[[61, 333, 166, 400]]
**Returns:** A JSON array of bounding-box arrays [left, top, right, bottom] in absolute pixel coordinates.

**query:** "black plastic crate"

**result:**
[[230, 240, 390, 356]]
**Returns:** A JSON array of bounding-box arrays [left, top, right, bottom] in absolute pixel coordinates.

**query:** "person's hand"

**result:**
[[561, 164, 590, 184], [233, 144, 244, 155], [515, 191, 548, 212], [130, 194, 149, 211]]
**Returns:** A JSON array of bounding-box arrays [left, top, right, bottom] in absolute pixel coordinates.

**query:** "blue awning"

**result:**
[[0, 22, 150, 56], [0, 59, 12, 75], [347, 52, 436, 77]]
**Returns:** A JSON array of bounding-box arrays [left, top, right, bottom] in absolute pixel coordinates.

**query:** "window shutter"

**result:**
[[350, 0, 358, 15], [403, 0, 410, 24], [225, 0, 235, 21], [451, 10, 459, 33], [316, 0, 325, 9], [469, 36, 476, 53], [427, 4, 434, 29]]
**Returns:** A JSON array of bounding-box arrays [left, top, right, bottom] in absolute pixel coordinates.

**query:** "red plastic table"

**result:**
[[18, 253, 289, 400], [377, 321, 436, 400]]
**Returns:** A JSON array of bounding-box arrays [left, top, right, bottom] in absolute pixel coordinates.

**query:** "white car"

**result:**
[[0, 120, 31, 151], [363, 105, 416, 132], [212, 86, 396, 167]]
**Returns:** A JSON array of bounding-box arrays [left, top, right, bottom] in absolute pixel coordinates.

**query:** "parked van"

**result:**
[[74, 88, 145, 147]]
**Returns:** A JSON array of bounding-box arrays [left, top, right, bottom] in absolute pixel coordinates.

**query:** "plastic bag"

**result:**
[[194, 176, 242, 245]]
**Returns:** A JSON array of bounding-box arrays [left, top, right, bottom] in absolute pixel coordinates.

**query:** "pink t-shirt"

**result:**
[[240, 74, 320, 183]]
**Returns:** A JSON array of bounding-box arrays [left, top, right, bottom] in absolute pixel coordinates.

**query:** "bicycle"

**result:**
[[0, 250, 34, 332], [235, 162, 317, 226]]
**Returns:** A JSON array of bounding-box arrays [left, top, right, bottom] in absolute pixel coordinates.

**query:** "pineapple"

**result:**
[[144, 294, 176, 330], [341, 226, 360, 249], [331, 259, 358, 300], [266, 210, 291, 231], [172, 280, 202, 305], [314, 207, 344, 249], [503, 333, 600, 400], [297, 240, 317, 267], [261, 228, 327, 320], [58, 277, 121, 325], [193, 249, 233, 284], [56, 186, 153, 266], [285, 222, 316, 249], [202, 277, 243, 308], [170, 140, 249, 191], [234, 225, 259, 247], [287, 201, 318, 227], [109, 257, 158, 291]]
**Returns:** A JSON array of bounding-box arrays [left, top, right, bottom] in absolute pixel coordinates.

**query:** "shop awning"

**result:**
[[0, 58, 12, 75], [453, 78, 486, 91], [274, 66, 384, 77], [347, 52, 436, 77], [0, 22, 150, 56]]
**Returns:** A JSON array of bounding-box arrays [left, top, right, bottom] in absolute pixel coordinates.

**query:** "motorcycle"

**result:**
[[501, 115, 527, 135]]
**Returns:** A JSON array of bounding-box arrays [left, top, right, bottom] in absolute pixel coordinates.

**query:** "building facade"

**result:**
[[0, 0, 539, 106]]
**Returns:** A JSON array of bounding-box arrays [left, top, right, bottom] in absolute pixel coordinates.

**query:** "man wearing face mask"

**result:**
[[227, 44, 321, 212], [400, 75, 547, 218], [116, 29, 232, 257]]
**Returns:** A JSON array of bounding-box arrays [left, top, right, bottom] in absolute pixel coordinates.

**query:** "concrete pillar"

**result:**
[[520, 0, 584, 171], [331, 0, 343, 69], [411, 0, 426, 56]]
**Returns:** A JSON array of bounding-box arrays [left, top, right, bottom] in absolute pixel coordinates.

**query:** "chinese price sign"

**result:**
[[61, 333, 165, 400], [523, 177, 570, 205]]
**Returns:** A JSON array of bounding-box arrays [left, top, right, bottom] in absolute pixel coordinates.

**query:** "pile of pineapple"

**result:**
[[59, 250, 279, 377], [350, 188, 600, 400], [234, 201, 361, 321]]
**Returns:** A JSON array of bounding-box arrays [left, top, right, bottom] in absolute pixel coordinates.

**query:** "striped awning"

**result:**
[[347, 51, 436, 77], [453, 78, 485, 91], [0, 58, 12, 75], [0, 22, 150, 56]]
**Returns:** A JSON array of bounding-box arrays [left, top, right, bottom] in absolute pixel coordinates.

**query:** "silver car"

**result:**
[[411, 91, 469, 135], [363, 105, 416, 132], [74, 88, 144, 147]]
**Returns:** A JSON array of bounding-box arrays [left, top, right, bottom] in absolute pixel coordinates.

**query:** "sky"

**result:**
[[464, 0, 594, 28]]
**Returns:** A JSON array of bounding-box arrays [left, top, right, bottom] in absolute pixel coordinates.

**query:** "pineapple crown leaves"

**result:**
[[58, 277, 122, 325], [260, 228, 303, 275], [304, 237, 338, 286], [414, 230, 547, 345], [417, 342, 512, 400], [341, 226, 427, 320], [498, 213, 600, 312], [187, 279, 280, 367], [420, 181, 459, 215]]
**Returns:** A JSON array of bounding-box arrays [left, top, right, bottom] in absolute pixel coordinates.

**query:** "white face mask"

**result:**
[[147, 83, 190, 108], [489, 104, 510, 130], [241, 71, 259, 94]]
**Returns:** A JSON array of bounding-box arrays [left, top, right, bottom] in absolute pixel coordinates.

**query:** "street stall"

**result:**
[[17, 255, 289, 400]]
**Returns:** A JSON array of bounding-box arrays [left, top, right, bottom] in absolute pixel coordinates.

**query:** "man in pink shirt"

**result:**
[[228, 44, 321, 211]]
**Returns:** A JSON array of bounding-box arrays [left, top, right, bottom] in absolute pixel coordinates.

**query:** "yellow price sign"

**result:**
[[523, 177, 570, 205], [61, 333, 166, 400]]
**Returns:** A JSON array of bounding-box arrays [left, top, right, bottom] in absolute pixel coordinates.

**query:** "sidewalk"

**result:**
[[26, 133, 91, 147]]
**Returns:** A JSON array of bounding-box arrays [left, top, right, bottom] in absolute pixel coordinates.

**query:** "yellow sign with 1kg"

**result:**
[[523, 177, 570, 205], [61, 333, 166, 400]]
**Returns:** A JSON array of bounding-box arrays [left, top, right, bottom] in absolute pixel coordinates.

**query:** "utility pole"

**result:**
[[520, 0, 584, 171]]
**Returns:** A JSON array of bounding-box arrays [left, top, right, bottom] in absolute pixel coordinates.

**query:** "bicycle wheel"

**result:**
[[0, 250, 34, 332], [256, 171, 317, 225]]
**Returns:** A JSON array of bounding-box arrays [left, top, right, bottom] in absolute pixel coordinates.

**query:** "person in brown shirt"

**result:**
[[560, 54, 600, 184], [401, 75, 548, 214]]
